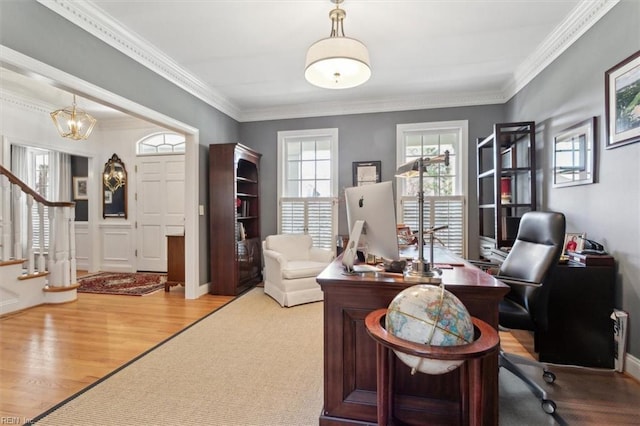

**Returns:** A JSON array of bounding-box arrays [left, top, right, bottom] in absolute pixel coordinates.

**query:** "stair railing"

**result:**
[[0, 164, 76, 286]]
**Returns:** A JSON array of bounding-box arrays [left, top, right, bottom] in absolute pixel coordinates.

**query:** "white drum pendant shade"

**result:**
[[305, 36, 371, 89]]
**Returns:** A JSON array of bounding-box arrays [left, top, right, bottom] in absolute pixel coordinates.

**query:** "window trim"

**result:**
[[136, 131, 186, 156], [276, 128, 339, 251], [277, 128, 339, 199], [396, 120, 469, 257]]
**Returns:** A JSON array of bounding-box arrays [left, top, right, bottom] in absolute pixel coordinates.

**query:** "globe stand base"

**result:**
[[403, 259, 442, 284]]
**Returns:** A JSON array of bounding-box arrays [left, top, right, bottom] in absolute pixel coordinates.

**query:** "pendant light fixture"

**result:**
[[305, 0, 371, 89], [50, 94, 97, 140]]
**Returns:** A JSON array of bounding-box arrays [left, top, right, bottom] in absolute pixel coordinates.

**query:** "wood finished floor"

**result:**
[[0, 283, 233, 422], [1, 282, 639, 424]]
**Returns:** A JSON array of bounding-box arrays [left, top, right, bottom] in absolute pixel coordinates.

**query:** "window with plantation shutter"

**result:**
[[397, 121, 468, 257], [277, 129, 338, 252], [399, 196, 465, 257]]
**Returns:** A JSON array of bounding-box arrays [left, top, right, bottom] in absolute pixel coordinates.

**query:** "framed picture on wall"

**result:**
[[605, 50, 640, 149], [73, 177, 88, 200], [352, 161, 381, 186]]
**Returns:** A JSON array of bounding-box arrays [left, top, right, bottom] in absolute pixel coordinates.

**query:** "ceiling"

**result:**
[[1, 1, 617, 122]]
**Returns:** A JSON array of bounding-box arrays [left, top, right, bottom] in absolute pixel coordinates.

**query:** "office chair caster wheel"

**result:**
[[542, 399, 557, 414], [542, 370, 556, 383]]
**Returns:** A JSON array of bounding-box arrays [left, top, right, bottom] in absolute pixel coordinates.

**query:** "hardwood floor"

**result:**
[[0, 285, 232, 422], [1, 284, 639, 424]]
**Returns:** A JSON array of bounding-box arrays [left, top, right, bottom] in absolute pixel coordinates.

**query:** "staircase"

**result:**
[[0, 164, 78, 316]]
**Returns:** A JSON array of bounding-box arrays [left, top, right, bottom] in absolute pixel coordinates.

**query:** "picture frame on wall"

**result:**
[[352, 161, 381, 186], [73, 177, 88, 200], [605, 50, 640, 149], [553, 117, 596, 187]]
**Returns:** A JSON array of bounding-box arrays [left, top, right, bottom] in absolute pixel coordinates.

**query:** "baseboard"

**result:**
[[624, 353, 640, 381], [197, 282, 210, 298]]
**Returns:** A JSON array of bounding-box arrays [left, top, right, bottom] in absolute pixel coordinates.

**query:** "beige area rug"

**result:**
[[33, 288, 323, 425], [33, 287, 565, 425]]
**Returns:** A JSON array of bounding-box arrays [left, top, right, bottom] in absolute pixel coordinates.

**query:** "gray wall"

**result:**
[[505, 0, 640, 358], [240, 105, 505, 260], [3, 0, 639, 360], [0, 1, 241, 283]]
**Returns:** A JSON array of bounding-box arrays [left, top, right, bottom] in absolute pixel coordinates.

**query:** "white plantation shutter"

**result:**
[[399, 195, 465, 257], [280, 198, 337, 251], [32, 205, 49, 253]]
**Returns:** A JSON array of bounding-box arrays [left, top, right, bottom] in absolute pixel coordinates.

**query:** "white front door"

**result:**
[[136, 155, 185, 272]]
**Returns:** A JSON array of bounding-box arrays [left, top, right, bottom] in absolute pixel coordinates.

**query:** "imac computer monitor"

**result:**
[[344, 181, 399, 262]]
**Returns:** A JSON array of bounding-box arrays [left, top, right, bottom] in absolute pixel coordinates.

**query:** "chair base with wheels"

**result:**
[[500, 349, 557, 414]]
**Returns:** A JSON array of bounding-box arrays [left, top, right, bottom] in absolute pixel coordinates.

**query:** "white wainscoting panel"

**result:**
[[99, 222, 134, 272], [74, 222, 90, 271]]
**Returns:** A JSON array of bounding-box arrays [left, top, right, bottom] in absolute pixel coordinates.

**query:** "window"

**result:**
[[31, 150, 50, 251], [277, 129, 338, 251], [396, 121, 468, 257], [136, 132, 185, 155]]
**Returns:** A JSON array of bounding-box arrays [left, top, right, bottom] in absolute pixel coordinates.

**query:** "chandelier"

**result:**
[[305, 0, 371, 89], [50, 94, 97, 140]]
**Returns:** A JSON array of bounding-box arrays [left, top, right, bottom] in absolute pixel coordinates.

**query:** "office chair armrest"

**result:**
[[468, 259, 500, 274], [495, 275, 542, 288]]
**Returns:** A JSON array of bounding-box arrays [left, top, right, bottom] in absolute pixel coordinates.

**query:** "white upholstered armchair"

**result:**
[[262, 234, 334, 307]]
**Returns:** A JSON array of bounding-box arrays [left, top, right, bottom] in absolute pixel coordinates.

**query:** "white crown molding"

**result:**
[[502, 0, 620, 101], [36, 0, 241, 121], [239, 91, 508, 122], [37, 0, 618, 123], [0, 88, 52, 115]]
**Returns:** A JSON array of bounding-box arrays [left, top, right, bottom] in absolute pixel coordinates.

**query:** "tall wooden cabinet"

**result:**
[[209, 143, 262, 295], [477, 122, 536, 258]]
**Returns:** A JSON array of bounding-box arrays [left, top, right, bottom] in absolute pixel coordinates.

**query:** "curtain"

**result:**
[[10, 145, 29, 254], [50, 151, 71, 201]]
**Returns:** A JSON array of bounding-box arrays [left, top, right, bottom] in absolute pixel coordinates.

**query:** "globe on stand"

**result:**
[[386, 284, 474, 375]]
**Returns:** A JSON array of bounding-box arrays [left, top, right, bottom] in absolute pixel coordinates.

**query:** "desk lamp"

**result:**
[[396, 151, 449, 284]]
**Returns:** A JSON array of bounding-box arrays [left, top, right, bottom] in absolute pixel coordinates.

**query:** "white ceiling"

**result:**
[[1, 1, 619, 122]]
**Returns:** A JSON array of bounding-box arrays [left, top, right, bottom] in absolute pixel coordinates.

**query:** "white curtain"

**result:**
[[50, 151, 71, 201], [10, 145, 29, 253], [10, 145, 28, 182]]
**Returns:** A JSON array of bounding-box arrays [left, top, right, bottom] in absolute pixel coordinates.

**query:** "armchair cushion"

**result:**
[[282, 260, 329, 280]]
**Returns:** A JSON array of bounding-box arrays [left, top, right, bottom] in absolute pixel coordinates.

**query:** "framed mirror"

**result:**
[[103, 153, 127, 218], [553, 117, 596, 188]]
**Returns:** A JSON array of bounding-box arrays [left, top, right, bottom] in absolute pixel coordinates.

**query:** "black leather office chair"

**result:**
[[493, 211, 566, 414]]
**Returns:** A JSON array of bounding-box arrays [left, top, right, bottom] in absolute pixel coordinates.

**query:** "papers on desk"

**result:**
[[352, 264, 384, 273]]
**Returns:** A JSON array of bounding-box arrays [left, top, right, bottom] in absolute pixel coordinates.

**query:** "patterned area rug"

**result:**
[[78, 272, 167, 296]]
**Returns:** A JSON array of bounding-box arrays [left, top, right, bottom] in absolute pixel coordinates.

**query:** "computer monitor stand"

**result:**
[[342, 220, 365, 275]]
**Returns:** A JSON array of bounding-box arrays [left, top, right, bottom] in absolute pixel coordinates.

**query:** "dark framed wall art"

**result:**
[[605, 50, 640, 149], [352, 161, 381, 186]]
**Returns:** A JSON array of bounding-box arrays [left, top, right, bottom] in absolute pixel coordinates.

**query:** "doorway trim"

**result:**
[[0, 45, 203, 299]]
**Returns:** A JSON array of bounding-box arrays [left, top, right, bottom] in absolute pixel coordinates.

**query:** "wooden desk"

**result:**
[[317, 249, 509, 425]]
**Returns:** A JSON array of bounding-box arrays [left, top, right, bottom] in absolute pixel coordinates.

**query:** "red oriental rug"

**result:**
[[78, 272, 167, 296]]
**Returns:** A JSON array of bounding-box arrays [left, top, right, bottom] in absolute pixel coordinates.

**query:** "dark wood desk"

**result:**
[[317, 249, 509, 425]]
